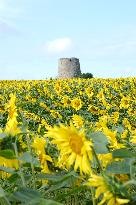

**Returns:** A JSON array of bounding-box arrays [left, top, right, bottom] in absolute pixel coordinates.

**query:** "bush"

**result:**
[[80, 72, 93, 79]]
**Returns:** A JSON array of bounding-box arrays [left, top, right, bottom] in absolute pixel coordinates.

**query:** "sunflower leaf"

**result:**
[[130, 159, 136, 180], [18, 152, 40, 166], [0, 186, 6, 198], [112, 148, 136, 158], [0, 149, 16, 159], [9, 188, 41, 203], [28, 198, 62, 205], [0, 166, 15, 174], [88, 131, 109, 154], [106, 159, 131, 174]]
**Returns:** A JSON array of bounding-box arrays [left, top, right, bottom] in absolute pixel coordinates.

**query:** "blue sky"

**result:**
[[0, 0, 136, 79]]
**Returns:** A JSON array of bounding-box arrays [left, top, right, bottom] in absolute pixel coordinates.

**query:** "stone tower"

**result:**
[[58, 57, 81, 78]]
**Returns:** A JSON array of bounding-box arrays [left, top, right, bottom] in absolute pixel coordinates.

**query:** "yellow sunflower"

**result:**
[[120, 96, 130, 109], [32, 136, 52, 173], [88, 105, 98, 114], [0, 157, 19, 179], [71, 98, 82, 111], [86, 174, 129, 205], [46, 123, 93, 175], [5, 116, 21, 136], [62, 96, 71, 107], [86, 87, 94, 98], [72, 114, 84, 128], [5, 93, 20, 136], [103, 127, 124, 149], [98, 153, 112, 168]]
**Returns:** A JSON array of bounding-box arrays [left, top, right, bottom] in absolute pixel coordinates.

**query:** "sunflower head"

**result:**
[[32, 136, 52, 173], [72, 114, 84, 129], [86, 174, 130, 205], [71, 98, 82, 111], [46, 123, 93, 175]]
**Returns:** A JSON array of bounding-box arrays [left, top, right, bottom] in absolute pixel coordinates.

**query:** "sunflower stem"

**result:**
[[13, 141, 26, 187], [90, 187, 96, 205], [92, 146, 103, 174], [26, 133, 36, 188]]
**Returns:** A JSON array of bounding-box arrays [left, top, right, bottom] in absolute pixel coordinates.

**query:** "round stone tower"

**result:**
[[58, 57, 81, 78]]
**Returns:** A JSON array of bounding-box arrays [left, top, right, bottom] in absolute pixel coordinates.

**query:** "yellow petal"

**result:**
[[82, 153, 91, 174], [44, 154, 53, 162], [74, 155, 81, 171], [116, 198, 129, 204], [98, 197, 107, 205], [95, 186, 105, 198], [66, 152, 76, 168], [107, 198, 115, 205]]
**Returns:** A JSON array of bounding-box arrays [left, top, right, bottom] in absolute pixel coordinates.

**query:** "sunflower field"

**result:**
[[0, 78, 136, 205]]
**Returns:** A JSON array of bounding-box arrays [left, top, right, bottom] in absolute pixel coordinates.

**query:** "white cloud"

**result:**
[[45, 37, 72, 54]]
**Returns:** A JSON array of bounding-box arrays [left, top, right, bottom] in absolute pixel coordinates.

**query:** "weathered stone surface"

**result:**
[[58, 57, 81, 79]]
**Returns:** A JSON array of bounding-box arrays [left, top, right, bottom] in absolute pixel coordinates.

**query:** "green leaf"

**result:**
[[7, 173, 19, 183], [56, 185, 85, 201], [0, 132, 7, 139], [0, 166, 15, 174], [130, 160, 136, 180], [0, 186, 11, 205], [112, 148, 136, 159], [40, 199, 62, 205], [115, 125, 124, 133], [88, 131, 109, 154], [0, 149, 16, 159], [28, 198, 62, 205], [18, 152, 40, 166], [37, 173, 63, 182], [47, 180, 70, 192], [0, 186, 5, 198], [37, 171, 77, 182], [40, 171, 78, 192], [10, 188, 41, 203], [106, 160, 130, 174], [18, 152, 33, 163], [10, 188, 62, 205]]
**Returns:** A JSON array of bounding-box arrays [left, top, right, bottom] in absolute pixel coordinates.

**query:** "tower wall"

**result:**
[[58, 57, 81, 78]]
